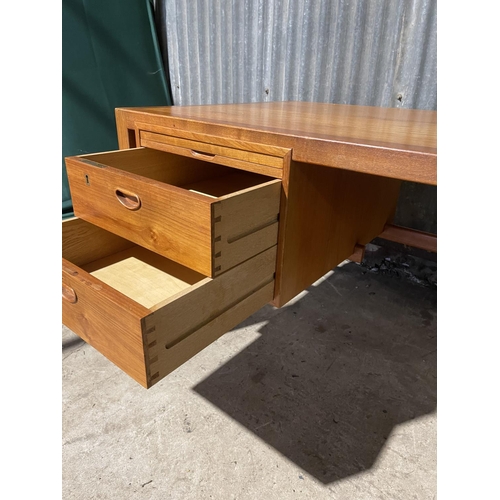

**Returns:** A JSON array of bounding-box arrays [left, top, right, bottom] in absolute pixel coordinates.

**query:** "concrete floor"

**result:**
[[62, 255, 436, 499]]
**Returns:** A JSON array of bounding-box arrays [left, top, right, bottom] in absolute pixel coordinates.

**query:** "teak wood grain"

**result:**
[[379, 224, 437, 253], [274, 161, 402, 306], [140, 129, 288, 172], [212, 179, 281, 275], [116, 101, 436, 185], [62, 215, 136, 266], [62, 102, 437, 388], [66, 149, 214, 275], [65, 147, 280, 277], [62, 218, 151, 385], [62, 218, 277, 388], [143, 246, 277, 385], [114, 101, 434, 305]]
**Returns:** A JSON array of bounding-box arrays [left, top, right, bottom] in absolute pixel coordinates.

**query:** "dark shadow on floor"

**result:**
[[62, 334, 86, 351], [193, 262, 436, 484]]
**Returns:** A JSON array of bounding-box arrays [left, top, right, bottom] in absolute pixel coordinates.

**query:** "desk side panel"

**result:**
[[274, 161, 401, 306]]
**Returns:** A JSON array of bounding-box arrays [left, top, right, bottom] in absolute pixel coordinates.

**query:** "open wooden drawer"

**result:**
[[65, 147, 281, 277], [62, 218, 276, 388]]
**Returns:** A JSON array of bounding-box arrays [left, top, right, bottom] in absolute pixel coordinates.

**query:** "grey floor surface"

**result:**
[[62, 259, 437, 500]]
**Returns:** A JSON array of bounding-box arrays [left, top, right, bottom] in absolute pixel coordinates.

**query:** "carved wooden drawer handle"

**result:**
[[62, 283, 77, 304], [115, 188, 141, 210], [190, 150, 216, 161]]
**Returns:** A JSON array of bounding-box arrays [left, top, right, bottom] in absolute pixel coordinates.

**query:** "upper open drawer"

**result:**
[[65, 147, 281, 277]]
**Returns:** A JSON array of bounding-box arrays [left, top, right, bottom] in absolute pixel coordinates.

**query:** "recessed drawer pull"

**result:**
[[190, 149, 216, 161], [62, 283, 77, 304], [115, 188, 141, 210]]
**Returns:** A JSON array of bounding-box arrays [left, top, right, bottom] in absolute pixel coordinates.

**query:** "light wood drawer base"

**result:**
[[62, 218, 276, 388]]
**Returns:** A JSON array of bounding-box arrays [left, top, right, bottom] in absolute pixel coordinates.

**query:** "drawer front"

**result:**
[[62, 218, 277, 388], [65, 147, 281, 276], [63, 259, 151, 386], [137, 123, 291, 178]]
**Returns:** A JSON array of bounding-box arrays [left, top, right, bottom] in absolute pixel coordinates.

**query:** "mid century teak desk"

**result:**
[[62, 101, 437, 388]]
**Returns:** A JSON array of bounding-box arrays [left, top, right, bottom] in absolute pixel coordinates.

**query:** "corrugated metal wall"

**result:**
[[154, 0, 437, 233], [155, 0, 436, 110]]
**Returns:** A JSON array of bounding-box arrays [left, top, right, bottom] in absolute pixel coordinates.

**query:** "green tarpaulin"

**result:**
[[62, 0, 172, 218]]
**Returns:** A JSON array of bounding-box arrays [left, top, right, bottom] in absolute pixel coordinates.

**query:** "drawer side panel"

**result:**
[[143, 246, 277, 386], [213, 180, 281, 275], [147, 281, 274, 387]]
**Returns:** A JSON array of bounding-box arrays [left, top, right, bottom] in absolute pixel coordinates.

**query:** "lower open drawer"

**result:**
[[62, 218, 276, 388]]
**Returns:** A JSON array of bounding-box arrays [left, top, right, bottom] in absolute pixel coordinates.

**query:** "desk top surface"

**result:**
[[119, 102, 437, 185]]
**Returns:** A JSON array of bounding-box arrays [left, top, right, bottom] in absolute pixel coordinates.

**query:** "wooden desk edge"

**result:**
[[115, 107, 436, 186]]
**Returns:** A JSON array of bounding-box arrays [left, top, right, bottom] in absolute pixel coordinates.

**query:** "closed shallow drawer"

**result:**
[[136, 124, 291, 178], [62, 218, 276, 388], [65, 147, 281, 277]]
